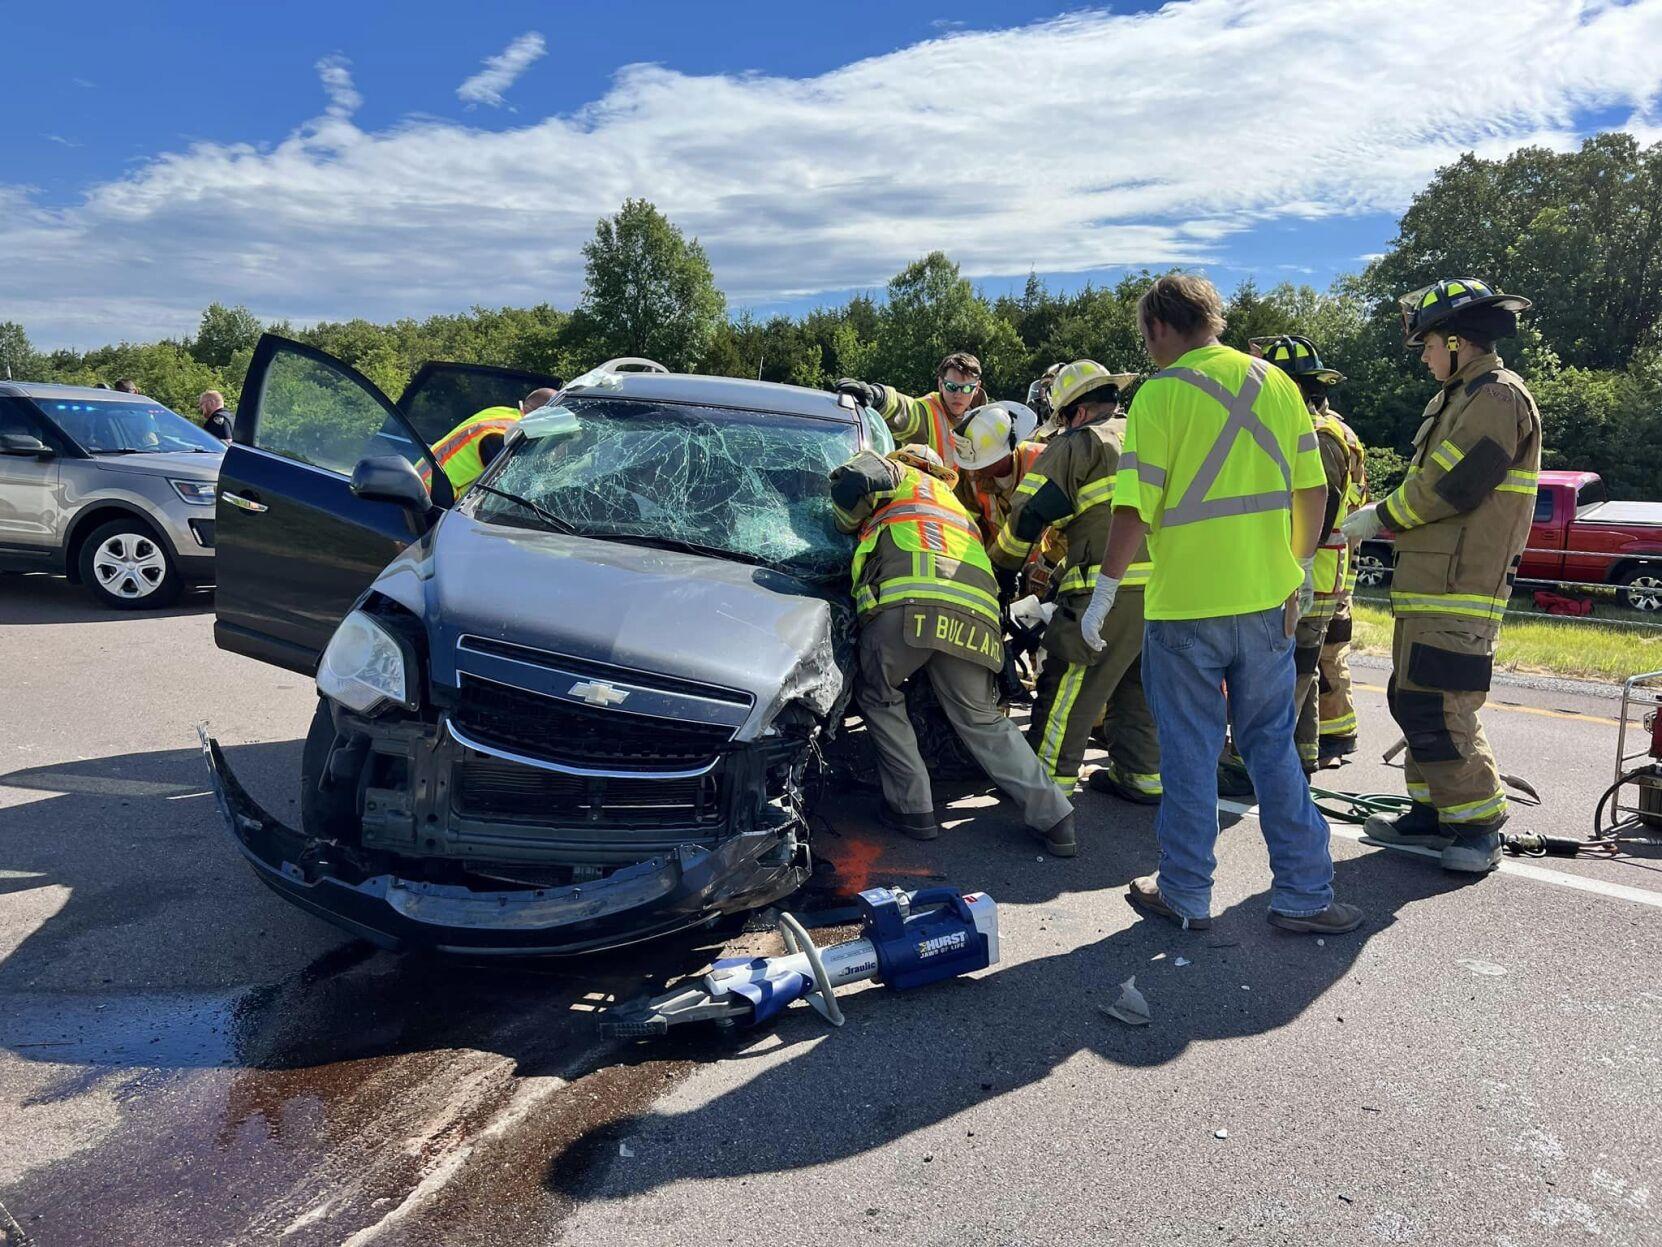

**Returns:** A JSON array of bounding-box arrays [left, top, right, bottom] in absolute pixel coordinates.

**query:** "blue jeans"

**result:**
[[1142, 606, 1334, 919]]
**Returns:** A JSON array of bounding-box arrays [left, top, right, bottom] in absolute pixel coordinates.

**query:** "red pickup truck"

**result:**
[[1355, 470, 1662, 611]]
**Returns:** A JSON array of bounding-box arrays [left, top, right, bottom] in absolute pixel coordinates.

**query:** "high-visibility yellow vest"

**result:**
[[851, 467, 1002, 630], [1115, 347, 1325, 620], [424, 406, 520, 493]]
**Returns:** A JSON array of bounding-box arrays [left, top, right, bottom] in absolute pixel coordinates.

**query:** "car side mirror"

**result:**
[[0, 433, 53, 458], [350, 456, 434, 532]]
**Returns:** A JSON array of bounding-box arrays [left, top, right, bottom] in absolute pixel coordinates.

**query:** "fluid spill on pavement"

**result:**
[[0, 934, 725, 1246]]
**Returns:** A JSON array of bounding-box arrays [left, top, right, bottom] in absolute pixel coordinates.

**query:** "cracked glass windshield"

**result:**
[[472, 397, 860, 580]]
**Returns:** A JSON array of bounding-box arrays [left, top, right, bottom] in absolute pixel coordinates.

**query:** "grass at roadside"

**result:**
[[1350, 600, 1661, 683]]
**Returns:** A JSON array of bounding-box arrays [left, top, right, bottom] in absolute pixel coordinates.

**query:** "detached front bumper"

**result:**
[[197, 729, 807, 955]]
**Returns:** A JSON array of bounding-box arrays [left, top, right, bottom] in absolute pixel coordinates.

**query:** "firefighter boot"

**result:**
[[1362, 802, 1450, 849], [1441, 817, 1506, 874]]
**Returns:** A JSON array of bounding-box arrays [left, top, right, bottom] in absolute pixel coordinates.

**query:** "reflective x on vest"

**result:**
[[1153, 357, 1295, 528]]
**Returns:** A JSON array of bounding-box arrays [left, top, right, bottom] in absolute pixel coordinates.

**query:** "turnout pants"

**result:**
[[1293, 594, 1340, 770], [1029, 589, 1160, 797], [1318, 594, 1358, 740], [1386, 615, 1507, 827], [856, 610, 1072, 831]]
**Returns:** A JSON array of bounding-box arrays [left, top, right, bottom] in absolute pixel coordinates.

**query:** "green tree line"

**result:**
[[4, 133, 1659, 499]]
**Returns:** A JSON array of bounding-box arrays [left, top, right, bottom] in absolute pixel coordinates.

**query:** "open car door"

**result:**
[[214, 335, 454, 674], [215, 339, 563, 675]]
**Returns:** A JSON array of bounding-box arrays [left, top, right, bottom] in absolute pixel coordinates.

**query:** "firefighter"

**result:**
[[1027, 362, 1066, 442], [834, 352, 987, 470], [1343, 278, 1539, 874], [951, 400, 1043, 544], [831, 444, 1077, 856], [424, 386, 559, 494], [990, 361, 1161, 804], [1319, 429, 1369, 762], [1256, 335, 1365, 774]]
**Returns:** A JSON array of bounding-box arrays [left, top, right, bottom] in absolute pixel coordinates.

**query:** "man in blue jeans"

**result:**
[[1079, 274, 1364, 935]]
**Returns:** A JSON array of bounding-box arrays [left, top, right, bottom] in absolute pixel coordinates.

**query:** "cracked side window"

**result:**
[[479, 398, 859, 580]]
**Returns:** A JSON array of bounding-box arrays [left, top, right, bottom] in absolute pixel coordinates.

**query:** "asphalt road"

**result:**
[[1, 572, 1658, 1246]]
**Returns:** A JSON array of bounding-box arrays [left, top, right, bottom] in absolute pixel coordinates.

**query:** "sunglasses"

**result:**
[[940, 378, 980, 395]]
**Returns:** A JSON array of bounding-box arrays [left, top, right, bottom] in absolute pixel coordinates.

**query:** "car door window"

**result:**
[[0, 397, 48, 440], [248, 345, 429, 478], [1533, 493, 1554, 523], [397, 364, 562, 449]]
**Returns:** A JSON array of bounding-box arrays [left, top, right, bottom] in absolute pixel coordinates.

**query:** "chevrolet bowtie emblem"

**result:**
[[569, 679, 629, 707]]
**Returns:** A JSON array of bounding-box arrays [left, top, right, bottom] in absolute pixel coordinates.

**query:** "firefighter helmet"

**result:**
[[1399, 278, 1532, 346], [1252, 334, 1345, 387], [1049, 360, 1138, 414], [951, 401, 1040, 471]]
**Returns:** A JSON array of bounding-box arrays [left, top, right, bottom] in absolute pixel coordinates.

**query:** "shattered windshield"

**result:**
[[471, 397, 859, 581]]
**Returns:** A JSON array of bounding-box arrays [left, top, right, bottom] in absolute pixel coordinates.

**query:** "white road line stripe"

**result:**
[[1217, 799, 1662, 911]]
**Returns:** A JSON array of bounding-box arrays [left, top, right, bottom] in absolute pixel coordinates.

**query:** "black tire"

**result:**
[[300, 699, 361, 840], [1616, 564, 1662, 613], [77, 517, 182, 609], [1353, 544, 1392, 589]]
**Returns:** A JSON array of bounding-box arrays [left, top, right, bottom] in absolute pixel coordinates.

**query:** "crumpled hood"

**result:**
[[91, 451, 223, 481], [369, 511, 846, 734]]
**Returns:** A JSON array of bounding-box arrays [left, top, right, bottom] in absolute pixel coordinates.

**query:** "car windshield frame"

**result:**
[[39, 398, 224, 455], [467, 395, 860, 582]]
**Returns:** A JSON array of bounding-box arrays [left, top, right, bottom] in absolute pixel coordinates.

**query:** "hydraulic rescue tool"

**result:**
[[599, 887, 999, 1038]]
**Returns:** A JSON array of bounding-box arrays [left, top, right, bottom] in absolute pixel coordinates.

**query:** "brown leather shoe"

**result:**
[[1125, 875, 1211, 930]]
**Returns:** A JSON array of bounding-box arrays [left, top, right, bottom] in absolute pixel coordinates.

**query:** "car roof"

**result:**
[[0, 381, 156, 402], [561, 370, 860, 422], [1539, 469, 1599, 486]]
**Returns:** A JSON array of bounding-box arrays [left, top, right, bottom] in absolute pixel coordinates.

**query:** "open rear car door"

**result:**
[[213, 333, 558, 674]]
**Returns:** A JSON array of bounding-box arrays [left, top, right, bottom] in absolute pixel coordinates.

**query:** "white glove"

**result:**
[[1079, 572, 1121, 653], [1296, 555, 1316, 617], [1340, 504, 1385, 544]]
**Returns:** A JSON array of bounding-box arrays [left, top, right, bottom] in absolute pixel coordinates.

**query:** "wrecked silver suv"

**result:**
[[206, 335, 894, 954]]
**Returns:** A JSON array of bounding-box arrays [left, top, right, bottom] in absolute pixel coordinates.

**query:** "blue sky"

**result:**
[[4, 1, 1661, 347]]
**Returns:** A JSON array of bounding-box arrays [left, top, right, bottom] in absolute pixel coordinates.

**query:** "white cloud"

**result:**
[[5, 0, 1662, 347], [314, 54, 362, 119], [457, 32, 547, 109]]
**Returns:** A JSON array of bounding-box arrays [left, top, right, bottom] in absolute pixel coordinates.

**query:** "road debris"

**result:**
[[1214, 1128, 1229, 1140], [1103, 976, 1151, 1026]]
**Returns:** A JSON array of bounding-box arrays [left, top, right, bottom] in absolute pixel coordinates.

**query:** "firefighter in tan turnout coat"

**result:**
[[1343, 278, 1541, 875]]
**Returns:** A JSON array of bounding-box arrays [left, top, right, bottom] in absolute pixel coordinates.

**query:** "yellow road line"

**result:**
[[1354, 682, 1620, 726]]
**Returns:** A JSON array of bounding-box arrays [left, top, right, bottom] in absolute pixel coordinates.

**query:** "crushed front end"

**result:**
[[201, 624, 835, 955]]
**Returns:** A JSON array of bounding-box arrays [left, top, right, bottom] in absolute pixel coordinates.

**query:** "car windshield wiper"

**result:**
[[91, 448, 145, 455], [576, 529, 777, 570], [471, 483, 580, 535]]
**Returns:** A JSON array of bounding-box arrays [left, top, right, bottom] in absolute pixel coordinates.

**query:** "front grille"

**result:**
[[453, 675, 735, 772], [455, 757, 722, 828]]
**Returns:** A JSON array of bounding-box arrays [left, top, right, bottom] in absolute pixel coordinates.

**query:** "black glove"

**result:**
[[835, 378, 883, 410]]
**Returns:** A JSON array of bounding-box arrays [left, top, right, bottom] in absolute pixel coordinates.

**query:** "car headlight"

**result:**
[[316, 610, 412, 714], [169, 478, 217, 506]]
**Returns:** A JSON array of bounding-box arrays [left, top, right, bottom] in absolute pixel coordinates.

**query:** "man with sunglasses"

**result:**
[[835, 351, 986, 470], [1341, 278, 1539, 875]]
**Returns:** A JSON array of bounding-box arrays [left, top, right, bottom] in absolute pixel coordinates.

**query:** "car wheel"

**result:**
[[1353, 545, 1391, 589], [908, 678, 987, 782], [1617, 565, 1662, 612], [78, 519, 182, 609], [300, 699, 361, 839]]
